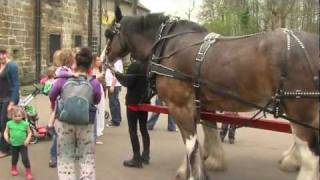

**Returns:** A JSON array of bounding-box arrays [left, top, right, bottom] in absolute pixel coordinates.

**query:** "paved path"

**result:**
[[0, 91, 297, 180]]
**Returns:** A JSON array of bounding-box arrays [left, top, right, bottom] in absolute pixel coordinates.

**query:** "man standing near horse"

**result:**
[[108, 59, 150, 168]]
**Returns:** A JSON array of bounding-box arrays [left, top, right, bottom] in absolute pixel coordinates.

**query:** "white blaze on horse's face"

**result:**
[[186, 135, 197, 156]]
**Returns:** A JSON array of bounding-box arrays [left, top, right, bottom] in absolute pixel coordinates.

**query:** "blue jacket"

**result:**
[[5, 61, 20, 104]]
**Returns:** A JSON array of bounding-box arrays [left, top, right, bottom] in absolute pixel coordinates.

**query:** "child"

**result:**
[[42, 66, 56, 95], [47, 49, 75, 168], [4, 106, 33, 180]]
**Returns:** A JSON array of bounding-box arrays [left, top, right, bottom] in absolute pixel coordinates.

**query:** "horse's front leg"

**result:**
[[202, 123, 227, 171], [278, 139, 300, 172], [170, 103, 209, 180]]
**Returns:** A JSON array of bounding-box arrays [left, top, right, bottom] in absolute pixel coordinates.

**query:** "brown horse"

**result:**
[[105, 7, 319, 180]]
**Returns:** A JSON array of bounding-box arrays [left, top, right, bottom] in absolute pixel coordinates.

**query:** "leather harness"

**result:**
[[105, 19, 320, 131], [147, 20, 320, 131]]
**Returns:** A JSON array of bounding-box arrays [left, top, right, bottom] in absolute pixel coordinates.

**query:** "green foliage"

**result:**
[[240, 9, 249, 26], [199, 0, 318, 34]]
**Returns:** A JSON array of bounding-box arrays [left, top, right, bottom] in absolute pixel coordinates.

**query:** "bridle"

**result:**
[[105, 22, 121, 55]]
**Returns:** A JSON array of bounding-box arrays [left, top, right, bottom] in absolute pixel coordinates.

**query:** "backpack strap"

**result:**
[[86, 75, 95, 82]]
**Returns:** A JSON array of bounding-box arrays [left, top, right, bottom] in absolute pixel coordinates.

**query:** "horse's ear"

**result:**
[[115, 6, 123, 23]]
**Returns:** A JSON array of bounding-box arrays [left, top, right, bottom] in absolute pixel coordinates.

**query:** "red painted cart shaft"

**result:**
[[128, 104, 292, 134]]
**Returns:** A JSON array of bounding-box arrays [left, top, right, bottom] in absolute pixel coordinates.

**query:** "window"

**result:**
[[49, 34, 61, 63], [91, 36, 98, 54], [74, 35, 82, 47]]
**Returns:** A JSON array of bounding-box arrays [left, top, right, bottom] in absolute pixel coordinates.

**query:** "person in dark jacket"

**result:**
[[109, 60, 150, 168], [0, 48, 20, 158]]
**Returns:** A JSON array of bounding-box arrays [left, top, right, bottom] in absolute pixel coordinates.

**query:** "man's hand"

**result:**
[[107, 64, 116, 74]]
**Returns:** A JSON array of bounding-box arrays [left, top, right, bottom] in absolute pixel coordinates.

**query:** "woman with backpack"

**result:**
[[49, 47, 101, 180]]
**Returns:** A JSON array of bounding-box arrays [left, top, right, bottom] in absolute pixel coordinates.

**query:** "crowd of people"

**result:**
[[0, 47, 238, 180]]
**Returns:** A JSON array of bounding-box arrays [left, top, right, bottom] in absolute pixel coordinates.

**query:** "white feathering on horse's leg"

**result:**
[[186, 135, 209, 180], [278, 141, 300, 172], [202, 125, 227, 171], [186, 135, 197, 156], [176, 156, 188, 180], [295, 136, 319, 180], [185, 135, 198, 180]]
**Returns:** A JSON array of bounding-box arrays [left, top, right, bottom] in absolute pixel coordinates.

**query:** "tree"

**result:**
[[199, 0, 318, 34]]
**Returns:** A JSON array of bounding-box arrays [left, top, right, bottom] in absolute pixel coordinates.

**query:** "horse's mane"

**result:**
[[121, 13, 207, 41]]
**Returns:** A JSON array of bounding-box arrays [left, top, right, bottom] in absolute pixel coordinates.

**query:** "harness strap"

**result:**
[[149, 62, 320, 131], [148, 20, 177, 93], [274, 29, 319, 118], [193, 33, 220, 123], [151, 31, 201, 52]]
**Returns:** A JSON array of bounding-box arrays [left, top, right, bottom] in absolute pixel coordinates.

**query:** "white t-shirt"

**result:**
[[105, 59, 123, 87]]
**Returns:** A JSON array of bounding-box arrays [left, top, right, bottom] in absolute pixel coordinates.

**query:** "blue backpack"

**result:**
[[57, 76, 96, 125]]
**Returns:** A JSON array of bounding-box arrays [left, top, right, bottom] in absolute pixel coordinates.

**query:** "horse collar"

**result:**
[[147, 19, 178, 93]]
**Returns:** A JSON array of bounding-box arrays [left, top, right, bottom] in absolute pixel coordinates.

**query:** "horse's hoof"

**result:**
[[175, 171, 187, 180], [176, 173, 210, 180], [278, 157, 300, 172], [204, 156, 227, 172]]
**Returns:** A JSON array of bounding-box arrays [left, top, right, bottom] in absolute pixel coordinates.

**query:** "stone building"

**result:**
[[0, 0, 149, 84]]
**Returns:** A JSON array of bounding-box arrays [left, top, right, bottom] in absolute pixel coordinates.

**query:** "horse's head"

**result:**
[[105, 6, 175, 64], [104, 6, 129, 63]]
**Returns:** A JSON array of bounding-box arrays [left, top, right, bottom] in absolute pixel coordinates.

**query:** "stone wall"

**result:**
[[0, 0, 149, 85], [0, 0, 35, 84]]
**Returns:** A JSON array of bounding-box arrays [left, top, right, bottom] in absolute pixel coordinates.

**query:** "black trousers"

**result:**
[[0, 101, 10, 153], [11, 145, 31, 168], [126, 107, 150, 159]]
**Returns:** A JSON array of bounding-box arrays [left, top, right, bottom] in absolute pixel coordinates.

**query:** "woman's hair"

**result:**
[[53, 49, 73, 67], [75, 47, 93, 71], [92, 54, 102, 70], [52, 50, 61, 66]]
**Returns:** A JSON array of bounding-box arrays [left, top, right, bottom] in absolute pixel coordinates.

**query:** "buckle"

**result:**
[[193, 82, 200, 88], [194, 100, 201, 107]]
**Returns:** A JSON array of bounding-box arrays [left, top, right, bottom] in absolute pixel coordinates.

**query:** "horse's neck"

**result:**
[[130, 34, 154, 61]]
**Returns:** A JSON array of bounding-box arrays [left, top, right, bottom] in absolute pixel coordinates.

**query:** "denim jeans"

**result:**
[[147, 96, 176, 131], [50, 128, 57, 162], [108, 86, 122, 125]]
